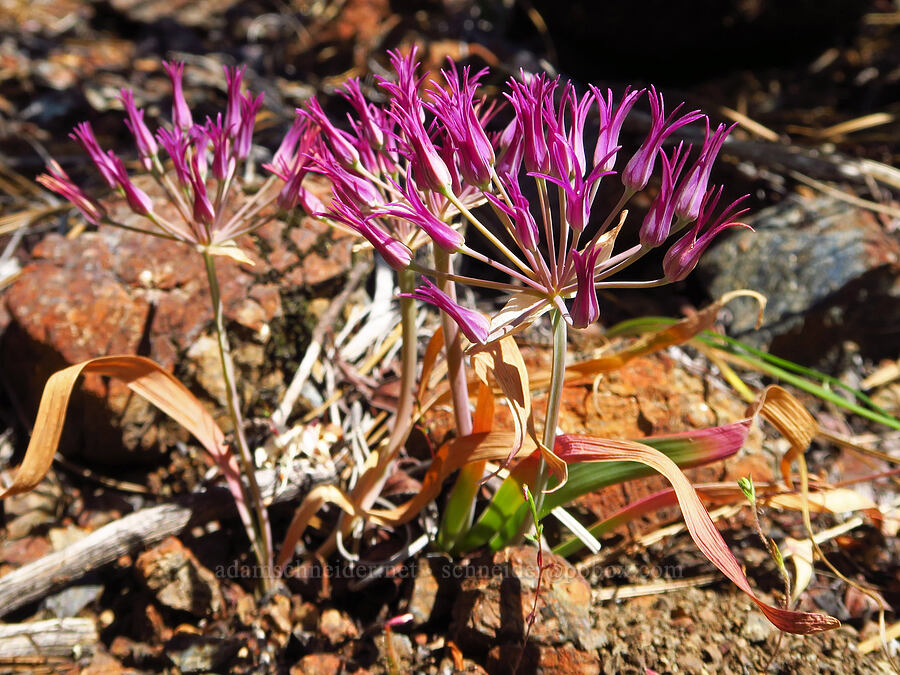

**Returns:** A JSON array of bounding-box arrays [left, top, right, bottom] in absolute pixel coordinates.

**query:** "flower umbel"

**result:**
[[41, 62, 286, 248]]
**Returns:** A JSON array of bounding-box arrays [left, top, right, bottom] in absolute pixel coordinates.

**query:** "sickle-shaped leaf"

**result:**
[[1, 355, 239, 498], [554, 434, 839, 634], [1, 356, 252, 543], [457, 417, 757, 553]]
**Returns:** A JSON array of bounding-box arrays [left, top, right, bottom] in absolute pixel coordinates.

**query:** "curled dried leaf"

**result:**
[[0, 356, 254, 550], [555, 434, 840, 634]]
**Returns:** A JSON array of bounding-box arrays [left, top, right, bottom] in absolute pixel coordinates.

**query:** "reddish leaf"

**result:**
[[555, 434, 840, 634]]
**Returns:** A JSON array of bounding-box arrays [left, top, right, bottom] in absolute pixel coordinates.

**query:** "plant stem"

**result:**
[[202, 250, 273, 590], [534, 308, 567, 515], [353, 267, 419, 511], [316, 267, 419, 560], [443, 190, 532, 276], [384, 267, 420, 463], [433, 248, 479, 551], [433, 249, 473, 438]]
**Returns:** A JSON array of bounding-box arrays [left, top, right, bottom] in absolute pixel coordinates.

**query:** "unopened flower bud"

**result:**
[[399, 278, 490, 344], [570, 244, 602, 328], [162, 61, 194, 130]]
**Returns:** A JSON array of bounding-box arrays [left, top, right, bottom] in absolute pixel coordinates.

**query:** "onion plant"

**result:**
[[38, 49, 840, 633], [38, 63, 290, 587]]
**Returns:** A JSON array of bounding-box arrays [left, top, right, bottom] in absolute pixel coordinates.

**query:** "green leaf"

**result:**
[[738, 475, 756, 505], [456, 418, 752, 553], [540, 420, 753, 516], [770, 538, 787, 578], [604, 316, 900, 430]]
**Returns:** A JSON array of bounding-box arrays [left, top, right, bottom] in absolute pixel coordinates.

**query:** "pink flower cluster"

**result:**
[[291, 48, 748, 342], [40, 62, 277, 246], [41, 50, 748, 343]]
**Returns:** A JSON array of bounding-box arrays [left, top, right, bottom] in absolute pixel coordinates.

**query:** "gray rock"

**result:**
[[165, 634, 241, 673], [374, 632, 414, 673], [43, 584, 104, 619], [135, 537, 224, 618], [741, 612, 773, 644], [699, 194, 900, 362], [407, 556, 456, 626]]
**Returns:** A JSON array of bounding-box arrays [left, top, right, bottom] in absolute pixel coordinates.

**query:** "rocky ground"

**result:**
[[1, 0, 899, 673]]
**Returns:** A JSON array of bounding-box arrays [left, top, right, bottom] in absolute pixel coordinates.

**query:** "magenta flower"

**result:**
[[69, 122, 119, 189], [389, 100, 453, 194], [271, 117, 308, 173], [46, 60, 284, 248], [156, 127, 192, 187], [189, 155, 215, 227], [189, 124, 209, 179], [622, 86, 702, 192], [295, 185, 324, 216], [269, 153, 320, 214], [485, 174, 539, 251], [427, 63, 495, 188], [324, 197, 412, 271], [564, 82, 594, 177], [36, 161, 106, 225], [313, 155, 385, 212], [377, 47, 426, 110], [162, 61, 193, 130], [570, 243, 602, 328], [339, 77, 386, 150], [590, 86, 644, 173], [265, 120, 319, 212], [505, 72, 554, 174], [223, 65, 246, 136], [118, 89, 158, 169], [378, 49, 453, 194], [205, 114, 234, 181], [640, 142, 689, 247], [493, 116, 523, 179], [266, 52, 734, 346], [235, 92, 264, 161], [533, 131, 614, 232], [377, 178, 464, 252], [302, 98, 360, 169], [275, 157, 311, 210], [109, 155, 154, 216], [399, 278, 490, 344], [673, 121, 734, 222], [663, 188, 751, 282]]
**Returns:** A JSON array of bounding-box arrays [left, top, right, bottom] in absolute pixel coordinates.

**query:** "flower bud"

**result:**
[[663, 188, 751, 282], [37, 160, 106, 225], [673, 122, 733, 222], [118, 89, 158, 169], [399, 278, 490, 344], [622, 87, 702, 192], [162, 61, 194, 130], [69, 122, 119, 189], [110, 155, 154, 216], [570, 244, 602, 328]]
